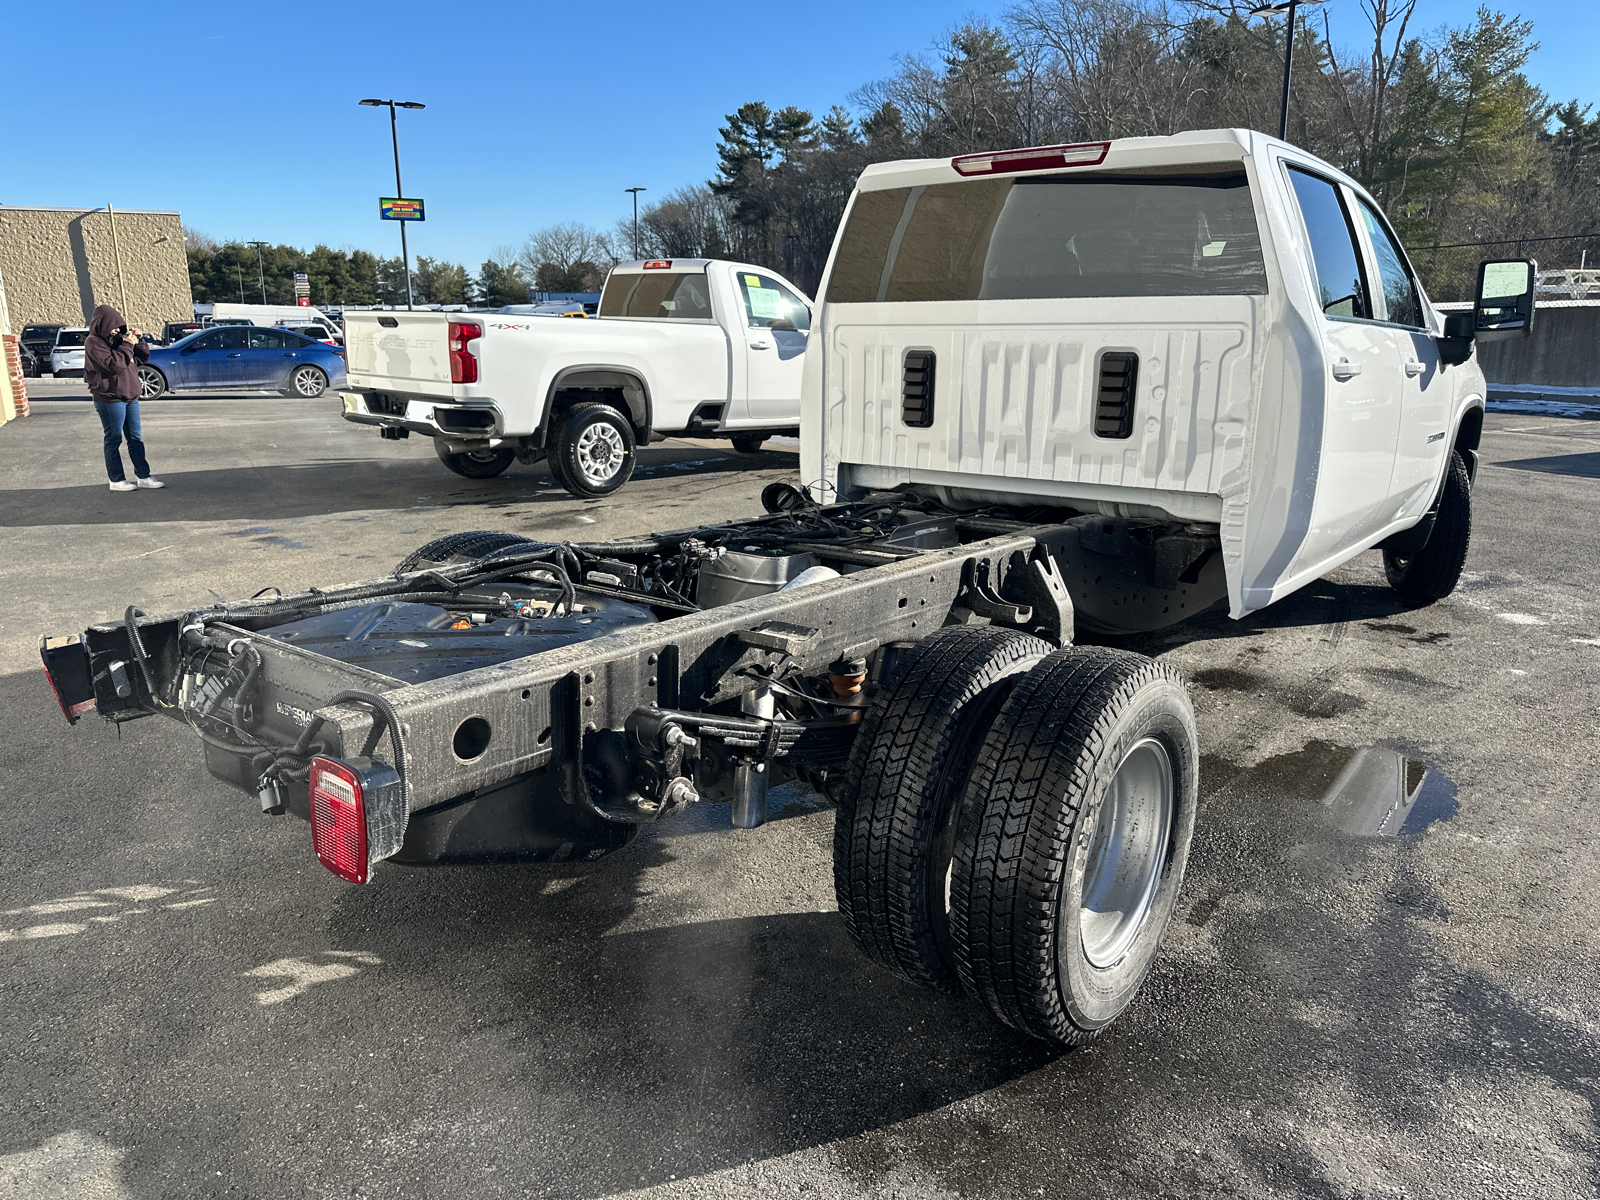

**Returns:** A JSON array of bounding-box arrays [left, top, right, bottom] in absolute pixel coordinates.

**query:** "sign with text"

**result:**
[[379, 197, 425, 222]]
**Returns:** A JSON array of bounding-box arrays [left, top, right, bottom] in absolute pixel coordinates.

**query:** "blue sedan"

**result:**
[[139, 325, 348, 399]]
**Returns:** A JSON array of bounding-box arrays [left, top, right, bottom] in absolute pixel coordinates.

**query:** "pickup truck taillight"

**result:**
[[309, 755, 405, 884], [448, 321, 481, 384]]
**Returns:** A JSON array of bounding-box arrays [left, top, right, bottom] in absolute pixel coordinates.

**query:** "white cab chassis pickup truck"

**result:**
[[45, 131, 1532, 1049], [341, 259, 812, 497]]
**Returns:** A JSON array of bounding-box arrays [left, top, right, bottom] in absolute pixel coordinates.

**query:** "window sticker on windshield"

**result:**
[[748, 288, 783, 318], [1201, 241, 1227, 257], [744, 274, 761, 287]]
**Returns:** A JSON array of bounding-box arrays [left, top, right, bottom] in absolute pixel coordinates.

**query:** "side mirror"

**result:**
[[1474, 258, 1536, 339], [769, 317, 797, 332]]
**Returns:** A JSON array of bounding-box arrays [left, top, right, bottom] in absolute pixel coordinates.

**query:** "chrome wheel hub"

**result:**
[[1078, 736, 1174, 969]]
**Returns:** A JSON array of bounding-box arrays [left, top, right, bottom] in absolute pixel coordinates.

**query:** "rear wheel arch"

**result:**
[[538, 367, 652, 446]]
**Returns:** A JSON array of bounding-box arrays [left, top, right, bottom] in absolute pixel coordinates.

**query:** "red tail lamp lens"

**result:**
[[310, 756, 369, 884], [951, 141, 1110, 176], [448, 321, 482, 384]]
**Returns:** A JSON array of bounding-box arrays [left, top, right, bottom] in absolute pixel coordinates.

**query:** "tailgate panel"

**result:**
[[346, 312, 453, 390]]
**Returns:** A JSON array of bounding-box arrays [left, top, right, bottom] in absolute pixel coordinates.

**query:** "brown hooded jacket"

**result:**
[[84, 305, 149, 401]]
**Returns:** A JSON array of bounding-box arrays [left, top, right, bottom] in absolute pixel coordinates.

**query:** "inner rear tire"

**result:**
[[833, 626, 1052, 993], [435, 441, 515, 479], [951, 647, 1198, 1046], [1384, 450, 1471, 605], [394, 530, 540, 575], [546, 402, 636, 498]]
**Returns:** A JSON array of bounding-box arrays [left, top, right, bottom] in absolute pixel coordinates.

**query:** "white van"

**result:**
[[210, 303, 343, 344]]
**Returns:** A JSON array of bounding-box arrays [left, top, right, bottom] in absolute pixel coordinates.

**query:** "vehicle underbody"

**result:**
[[44, 489, 1225, 866]]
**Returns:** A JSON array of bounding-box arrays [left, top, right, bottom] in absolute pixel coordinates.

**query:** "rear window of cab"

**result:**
[[826, 168, 1267, 303]]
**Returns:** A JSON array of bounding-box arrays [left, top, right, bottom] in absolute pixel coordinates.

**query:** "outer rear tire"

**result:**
[[951, 647, 1198, 1046], [394, 530, 539, 575], [833, 626, 1051, 993], [731, 435, 765, 454], [546, 402, 636, 498], [435, 440, 515, 479], [1384, 450, 1471, 605]]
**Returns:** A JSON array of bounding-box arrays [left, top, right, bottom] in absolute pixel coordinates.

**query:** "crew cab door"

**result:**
[[732, 269, 810, 424], [1349, 198, 1449, 520], [1283, 167, 1407, 563]]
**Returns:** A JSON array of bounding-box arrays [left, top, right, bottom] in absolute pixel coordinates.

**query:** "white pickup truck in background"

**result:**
[[341, 259, 812, 497]]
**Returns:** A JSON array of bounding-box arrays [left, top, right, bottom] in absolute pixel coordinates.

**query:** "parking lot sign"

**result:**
[[380, 197, 425, 221]]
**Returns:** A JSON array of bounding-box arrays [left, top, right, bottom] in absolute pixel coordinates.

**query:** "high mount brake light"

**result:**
[[642, 260, 672, 269], [951, 141, 1110, 176], [448, 321, 481, 384], [309, 755, 407, 885]]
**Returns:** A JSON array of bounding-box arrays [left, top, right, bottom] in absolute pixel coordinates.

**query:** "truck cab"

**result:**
[[802, 129, 1512, 624]]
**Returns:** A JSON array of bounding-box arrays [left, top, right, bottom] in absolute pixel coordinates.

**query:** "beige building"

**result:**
[[0, 204, 192, 334]]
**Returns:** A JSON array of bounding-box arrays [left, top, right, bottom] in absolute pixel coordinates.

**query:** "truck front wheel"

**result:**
[[1384, 450, 1472, 605], [547, 402, 636, 498], [833, 626, 1051, 993], [435, 440, 515, 479], [950, 647, 1198, 1046]]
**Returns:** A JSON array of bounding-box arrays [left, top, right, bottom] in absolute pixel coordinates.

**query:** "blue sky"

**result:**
[[3, 0, 1593, 269]]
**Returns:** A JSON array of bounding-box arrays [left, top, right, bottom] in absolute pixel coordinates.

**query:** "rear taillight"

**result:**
[[40, 635, 96, 725], [309, 754, 406, 884], [310, 756, 368, 883], [448, 321, 481, 384], [951, 141, 1110, 176]]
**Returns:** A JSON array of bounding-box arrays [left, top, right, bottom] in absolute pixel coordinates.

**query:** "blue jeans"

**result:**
[[94, 399, 152, 482]]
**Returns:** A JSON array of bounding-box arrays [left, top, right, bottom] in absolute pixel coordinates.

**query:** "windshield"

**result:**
[[599, 271, 714, 320], [55, 330, 88, 348], [826, 169, 1267, 303]]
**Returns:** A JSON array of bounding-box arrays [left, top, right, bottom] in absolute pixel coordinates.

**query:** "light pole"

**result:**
[[1251, 0, 1300, 141], [625, 187, 646, 259], [246, 240, 269, 303], [359, 97, 426, 310]]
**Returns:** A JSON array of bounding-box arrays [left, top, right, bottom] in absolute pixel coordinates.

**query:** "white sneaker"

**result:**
[[135, 477, 166, 489], [109, 480, 137, 492]]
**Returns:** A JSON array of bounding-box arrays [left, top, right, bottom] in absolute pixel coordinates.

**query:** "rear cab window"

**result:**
[[826, 168, 1268, 303], [600, 271, 716, 320], [55, 330, 88, 348]]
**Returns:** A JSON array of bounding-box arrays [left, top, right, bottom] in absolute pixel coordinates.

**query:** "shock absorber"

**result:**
[[731, 686, 774, 829]]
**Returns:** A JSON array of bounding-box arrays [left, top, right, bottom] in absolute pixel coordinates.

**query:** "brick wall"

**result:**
[[2, 335, 28, 419], [0, 206, 192, 334]]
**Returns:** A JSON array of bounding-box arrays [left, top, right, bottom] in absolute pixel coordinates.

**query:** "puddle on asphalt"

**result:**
[[1206, 740, 1459, 838]]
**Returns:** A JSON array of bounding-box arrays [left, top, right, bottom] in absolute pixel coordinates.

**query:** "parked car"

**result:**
[[21, 324, 64, 373], [50, 328, 89, 377], [139, 326, 347, 398], [15, 342, 38, 377], [280, 322, 340, 346], [161, 322, 203, 345]]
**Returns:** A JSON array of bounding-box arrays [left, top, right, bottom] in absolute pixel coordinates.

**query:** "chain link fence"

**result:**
[[1407, 234, 1600, 303]]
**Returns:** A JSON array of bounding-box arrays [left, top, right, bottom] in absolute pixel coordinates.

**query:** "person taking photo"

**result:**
[[84, 304, 165, 491]]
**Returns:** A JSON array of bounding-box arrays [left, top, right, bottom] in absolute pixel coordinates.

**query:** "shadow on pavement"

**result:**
[[0, 448, 799, 528]]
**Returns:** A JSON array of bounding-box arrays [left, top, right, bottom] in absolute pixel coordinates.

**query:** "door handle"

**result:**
[[1330, 357, 1361, 380], [1404, 359, 1424, 377], [749, 341, 770, 350]]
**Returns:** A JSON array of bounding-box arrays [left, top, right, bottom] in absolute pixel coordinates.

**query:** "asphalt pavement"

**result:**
[[2, 379, 1597, 1199]]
